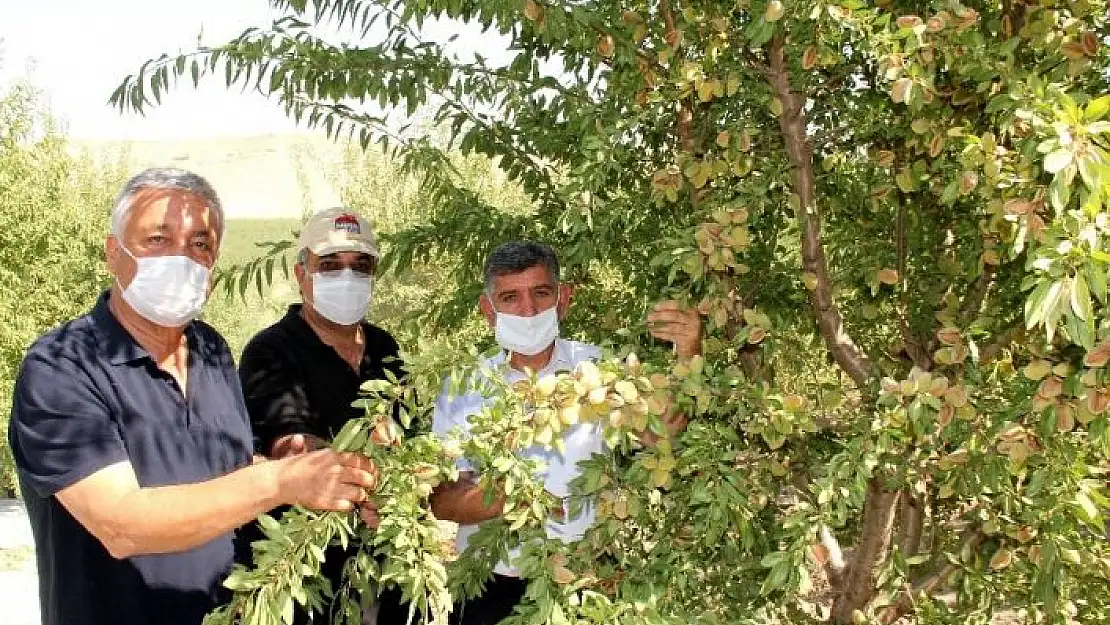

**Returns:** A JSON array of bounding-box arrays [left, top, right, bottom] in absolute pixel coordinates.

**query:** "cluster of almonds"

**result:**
[[894, 8, 980, 36], [695, 206, 750, 272], [514, 357, 670, 448], [651, 167, 684, 202], [694, 296, 770, 346], [884, 8, 981, 106], [995, 423, 1042, 465], [996, 195, 1048, 245], [744, 392, 818, 451], [880, 367, 975, 430], [933, 325, 971, 366], [1024, 356, 1110, 432]]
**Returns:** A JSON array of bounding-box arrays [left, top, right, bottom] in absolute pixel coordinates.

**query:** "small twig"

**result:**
[[977, 322, 1024, 364]]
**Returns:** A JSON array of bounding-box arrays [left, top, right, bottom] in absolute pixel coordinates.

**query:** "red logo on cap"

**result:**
[[333, 213, 361, 234]]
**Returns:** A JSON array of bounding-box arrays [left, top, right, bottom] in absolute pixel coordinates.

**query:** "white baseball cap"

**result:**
[[298, 208, 379, 257]]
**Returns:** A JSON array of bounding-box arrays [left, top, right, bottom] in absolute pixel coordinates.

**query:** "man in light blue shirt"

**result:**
[[430, 241, 701, 625]]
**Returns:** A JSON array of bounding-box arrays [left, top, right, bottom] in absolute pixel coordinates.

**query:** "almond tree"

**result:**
[[117, 1, 1110, 623]]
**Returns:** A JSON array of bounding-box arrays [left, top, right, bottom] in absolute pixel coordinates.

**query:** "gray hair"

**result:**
[[483, 241, 560, 293], [110, 167, 225, 242]]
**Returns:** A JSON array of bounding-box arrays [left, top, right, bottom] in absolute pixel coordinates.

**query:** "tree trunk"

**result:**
[[896, 492, 925, 558], [831, 479, 901, 623]]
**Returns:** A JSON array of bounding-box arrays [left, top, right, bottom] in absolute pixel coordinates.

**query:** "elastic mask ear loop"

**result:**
[[114, 240, 139, 293]]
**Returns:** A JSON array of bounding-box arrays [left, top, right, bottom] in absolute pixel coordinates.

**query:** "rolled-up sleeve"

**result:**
[[431, 377, 480, 473], [10, 349, 128, 497]]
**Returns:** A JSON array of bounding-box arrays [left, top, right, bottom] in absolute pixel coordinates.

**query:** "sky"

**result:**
[[0, 0, 511, 141]]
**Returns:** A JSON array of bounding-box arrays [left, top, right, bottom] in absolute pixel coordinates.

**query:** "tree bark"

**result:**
[[766, 36, 873, 388], [896, 492, 925, 558], [830, 479, 901, 623], [895, 202, 931, 370], [960, 266, 996, 321]]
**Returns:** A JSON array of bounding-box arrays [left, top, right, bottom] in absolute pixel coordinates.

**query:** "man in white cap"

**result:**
[[238, 207, 407, 623]]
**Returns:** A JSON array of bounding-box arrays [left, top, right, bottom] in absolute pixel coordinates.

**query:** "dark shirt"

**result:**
[[238, 304, 405, 452], [8, 291, 254, 625], [236, 304, 407, 625]]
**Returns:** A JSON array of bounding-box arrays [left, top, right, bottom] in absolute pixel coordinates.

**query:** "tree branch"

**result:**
[[896, 492, 925, 558], [659, 0, 677, 39], [960, 266, 996, 322], [878, 530, 986, 624], [895, 201, 931, 370], [977, 322, 1024, 364], [831, 479, 901, 623], [1001, 0, 1028, 38], [766, 35, 873, 388]]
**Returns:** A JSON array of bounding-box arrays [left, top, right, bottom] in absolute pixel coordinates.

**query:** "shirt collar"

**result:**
[[281, 303, 373, 365], [492, 338, 572, 378], [91, 290, 203, 366]]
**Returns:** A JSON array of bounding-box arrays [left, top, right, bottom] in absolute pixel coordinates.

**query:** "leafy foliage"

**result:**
[[0, 80, 124, 496], [116, 1, 1110, 623]]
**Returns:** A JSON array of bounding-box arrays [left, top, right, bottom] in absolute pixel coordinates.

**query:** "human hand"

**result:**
[[357, 500, 381, 529], [277, 449, 378, 512], [269, 433, 328, 459], [647, 300, 703, 359]]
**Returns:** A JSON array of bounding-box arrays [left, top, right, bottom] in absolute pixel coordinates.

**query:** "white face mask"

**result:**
[[117, 245, 211, 327], [494, 295, 560, 356], [311, 269, 373, 326]]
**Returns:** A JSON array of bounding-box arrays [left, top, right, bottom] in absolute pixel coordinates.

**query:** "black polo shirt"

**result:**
[[238, 304, 404, 452], [8, 291, 254, 625], [236, 304, 410, 625]]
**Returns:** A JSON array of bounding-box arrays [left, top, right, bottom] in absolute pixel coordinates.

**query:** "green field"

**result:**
[[202, 218, 303, 358]]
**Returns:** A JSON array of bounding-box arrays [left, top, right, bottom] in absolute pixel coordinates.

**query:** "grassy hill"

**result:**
[[72, 133, 352, 219]]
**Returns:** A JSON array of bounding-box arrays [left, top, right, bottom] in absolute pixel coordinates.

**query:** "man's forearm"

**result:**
[[430, 477, 504, 525], [94, 461, 284, 559]]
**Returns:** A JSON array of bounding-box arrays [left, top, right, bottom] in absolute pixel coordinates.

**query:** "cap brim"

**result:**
[[310, 241, 379, 257]]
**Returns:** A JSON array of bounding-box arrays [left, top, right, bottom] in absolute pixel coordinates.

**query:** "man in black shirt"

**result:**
[[9, 170, 378, 625], [238, 208, 406, 623]]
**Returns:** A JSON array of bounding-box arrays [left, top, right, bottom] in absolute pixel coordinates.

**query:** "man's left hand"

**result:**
[[647, 300, 702, 359]]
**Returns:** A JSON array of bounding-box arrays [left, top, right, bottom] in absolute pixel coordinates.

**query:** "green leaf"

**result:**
[[1087, 264, 1108, 303], [1049, 174, 1072, 211], [1078, 155, 1102, 189], [759, 560, 790, 595], [1070, 273, 1092, 321], [1025, 280, 1053, 328], [281, 595, 294, 625], [1085, 95, 1110, 121], [1044, 149, 1073, 174], [1075, 491, 1100, 522], [332, 420, 364, 450]]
